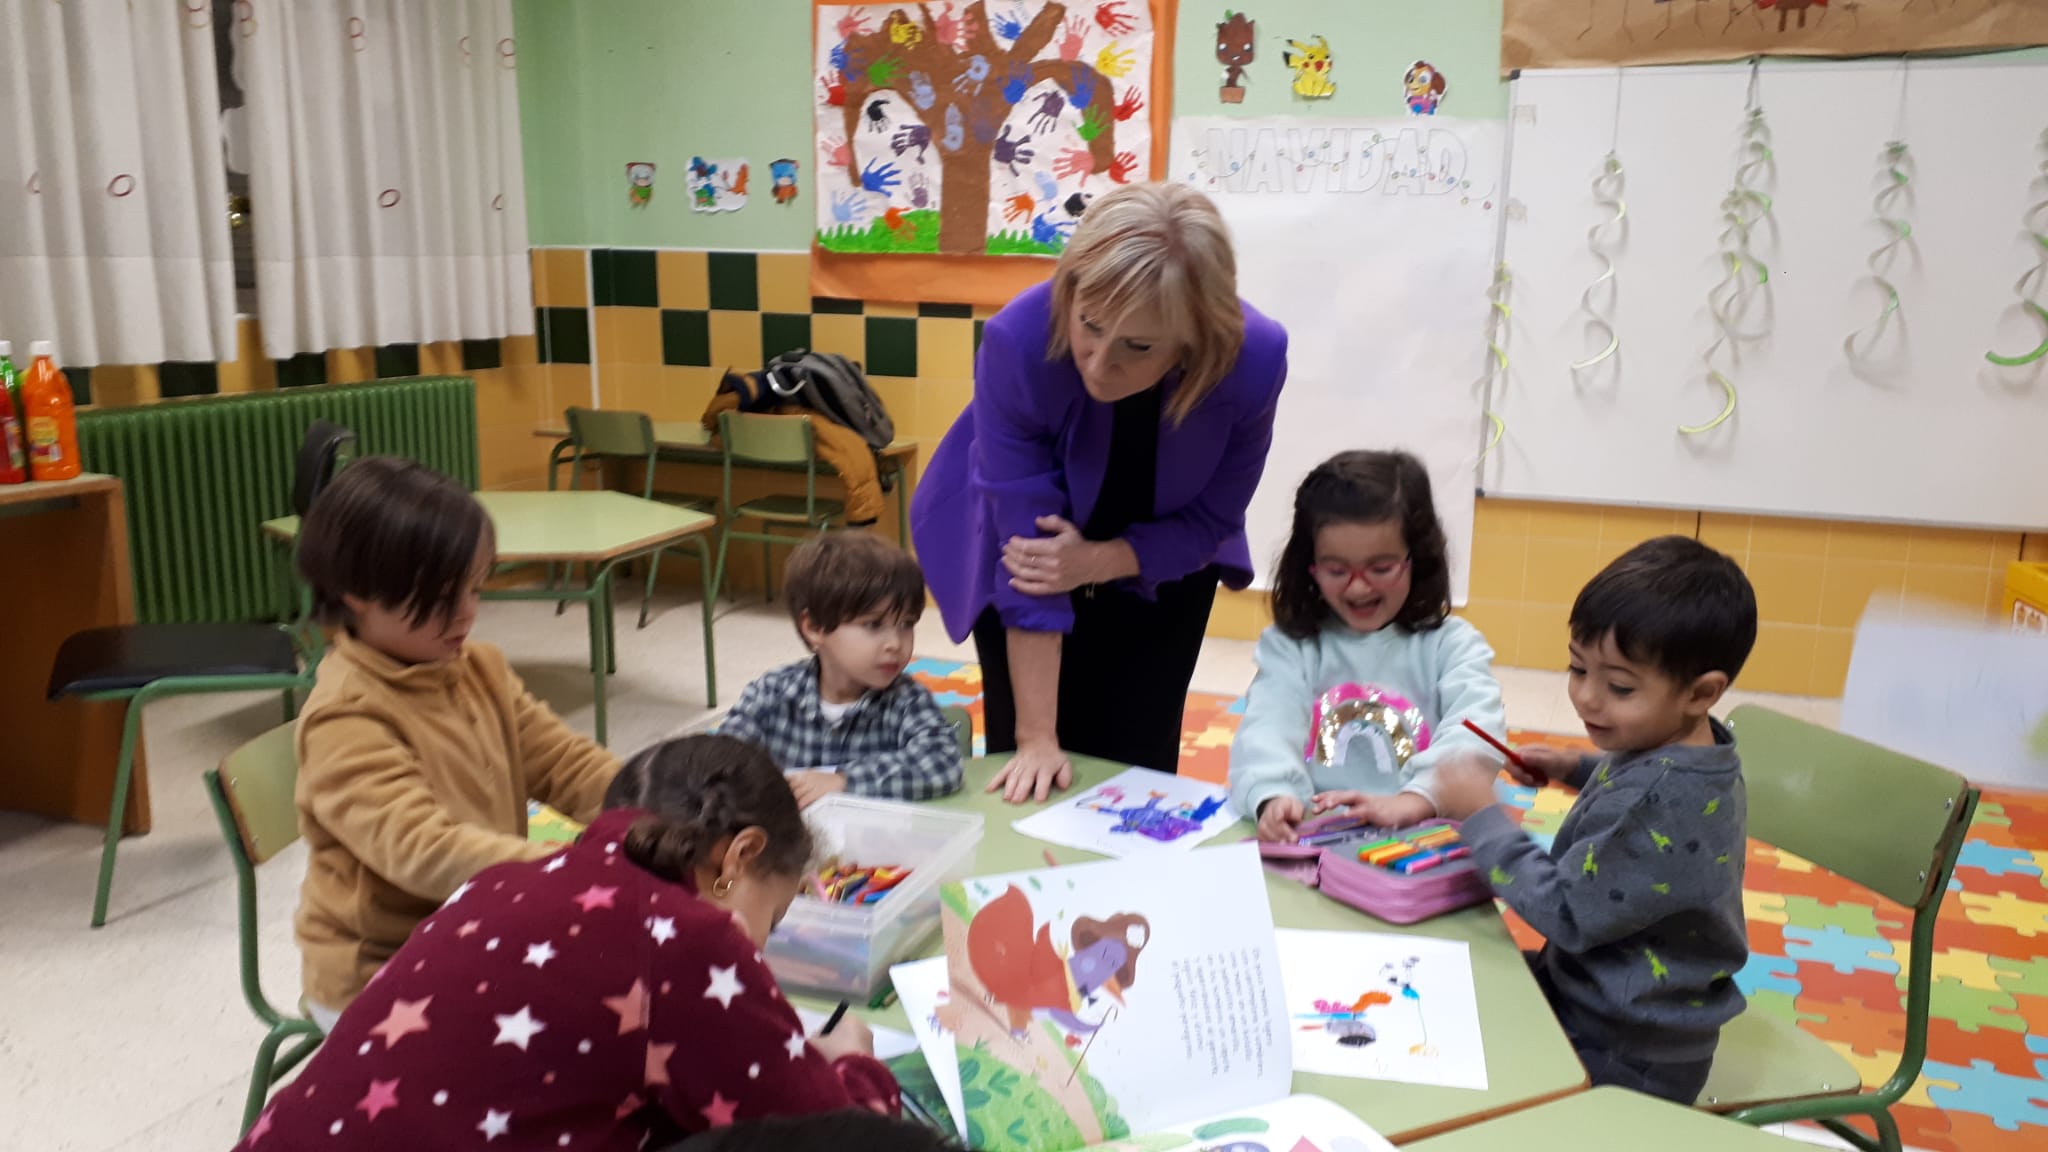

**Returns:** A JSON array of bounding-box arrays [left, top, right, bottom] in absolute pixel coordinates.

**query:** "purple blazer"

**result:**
[[912, 280, 1290, 642]]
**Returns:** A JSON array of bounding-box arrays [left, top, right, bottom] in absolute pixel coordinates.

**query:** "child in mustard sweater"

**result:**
[[291, 457, 620, 1027]]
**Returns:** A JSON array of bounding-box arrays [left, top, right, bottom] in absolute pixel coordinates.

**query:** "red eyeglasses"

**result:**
[[1309, 556, 1412, 589]]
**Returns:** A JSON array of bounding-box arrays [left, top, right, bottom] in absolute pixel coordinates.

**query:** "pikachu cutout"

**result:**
[[1283, 36, 1336, 100]]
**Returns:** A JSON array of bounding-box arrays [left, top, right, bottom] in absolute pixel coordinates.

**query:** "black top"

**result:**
[[1082, 385, 1161, 541]]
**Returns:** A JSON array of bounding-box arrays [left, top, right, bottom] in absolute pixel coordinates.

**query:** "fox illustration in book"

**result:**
[[967, 885, 1151, 1037]]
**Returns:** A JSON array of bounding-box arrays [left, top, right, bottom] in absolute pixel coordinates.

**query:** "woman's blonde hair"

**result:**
[[1047, 183, 1243, 425]]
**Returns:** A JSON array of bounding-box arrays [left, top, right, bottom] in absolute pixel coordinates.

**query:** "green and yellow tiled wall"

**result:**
[[72, 243, 2047, 697], [531, 246, 990, 473]]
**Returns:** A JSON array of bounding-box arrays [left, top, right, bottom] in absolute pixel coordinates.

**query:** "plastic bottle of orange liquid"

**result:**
[[21, 341, 80, 482], [0, 344, 25, 485]]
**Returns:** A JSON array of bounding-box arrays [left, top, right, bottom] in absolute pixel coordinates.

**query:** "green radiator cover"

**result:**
[[77, 376, 480, 624]]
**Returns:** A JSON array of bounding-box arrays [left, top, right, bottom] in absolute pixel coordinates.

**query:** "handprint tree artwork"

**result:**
[[814, 1, 1156, 258]]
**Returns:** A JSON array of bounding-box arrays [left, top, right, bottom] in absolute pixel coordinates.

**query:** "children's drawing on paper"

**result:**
[[1093, 1093, 1398, 1152], [1282, 36, 1335, 100], [1011, 768, 1238, 858], [1176, 121, 1489, 209], [1216, 11, 1254, 104], [771, 158, 802, 206], [1403, 62, 1446, 116], [687, 156, 749, 213], [813, 1, 1157, 257], [1274, 929, 1487, 1091], [930, 846, 1290, 1151], [626, 162, 656, 208]]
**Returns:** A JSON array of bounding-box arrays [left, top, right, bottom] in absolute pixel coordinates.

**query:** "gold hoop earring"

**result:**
[[712, 877, 735, 898]]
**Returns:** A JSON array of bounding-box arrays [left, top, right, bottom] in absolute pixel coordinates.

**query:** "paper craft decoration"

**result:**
[[1215, 11, 1254, 104], [1502, 0, 2048, 71], [771, 158, 803, 206], [687, 156, 749, 213], [1985, 129, 2048, 367], [1011, 767, 1237, 859], [929, 844, 1290, 1150], [1403, 61, 1446, 116], [626, 162, 655, 208], [812, 1, 1157, 258], [1282, 36, 1335, 100], [1276, 928, 1487, 1091]]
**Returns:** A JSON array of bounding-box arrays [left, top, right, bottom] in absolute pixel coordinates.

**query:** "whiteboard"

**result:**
[[1170, 116, 1506, 604], [1490, 57, 2048, 530]]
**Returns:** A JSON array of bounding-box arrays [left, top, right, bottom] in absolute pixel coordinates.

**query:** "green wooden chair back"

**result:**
[[1727, 705, 1971, 910], [566, 407, 659, 499], [213, 722, 302, 867], [720, 410, 817, 465], [941, 705, 973, 760]]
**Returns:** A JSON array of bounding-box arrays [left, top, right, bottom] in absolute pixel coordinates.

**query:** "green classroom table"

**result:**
[[797, 754, 1589, 1145], [1406, 1086, 1788, 1150], [263, 490, 716, 746]]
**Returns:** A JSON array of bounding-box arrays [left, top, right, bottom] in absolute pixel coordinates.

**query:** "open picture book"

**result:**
[[888, 843, 1399, 1152]]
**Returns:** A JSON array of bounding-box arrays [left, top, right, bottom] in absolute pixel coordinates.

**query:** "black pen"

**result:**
[[821, 1000, 851, 1035]]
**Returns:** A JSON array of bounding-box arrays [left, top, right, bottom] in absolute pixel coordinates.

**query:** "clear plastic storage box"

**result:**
[[763, 795, 984, 999]]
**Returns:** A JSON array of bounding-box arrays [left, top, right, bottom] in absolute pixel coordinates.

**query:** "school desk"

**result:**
[[263, 490, 715, 745], [816, 754, 1588, 1145], [0, 475, 148, 833], [534, 421, 920, 544], [1405, 1086, 1787, 1150]]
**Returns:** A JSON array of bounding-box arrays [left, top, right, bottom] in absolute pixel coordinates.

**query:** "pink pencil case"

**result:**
[[1257, 815, 1492, 924]]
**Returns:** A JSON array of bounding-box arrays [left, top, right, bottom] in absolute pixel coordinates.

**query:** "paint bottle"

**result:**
[[0, 342, 25, 485], [21, 341, 80, 482]]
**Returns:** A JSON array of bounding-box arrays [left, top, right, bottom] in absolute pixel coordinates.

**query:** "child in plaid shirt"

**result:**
[[719, 531, 964, 807]]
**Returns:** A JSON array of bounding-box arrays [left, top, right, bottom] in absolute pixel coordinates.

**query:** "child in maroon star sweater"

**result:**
[[231, 735, 900, 1151]]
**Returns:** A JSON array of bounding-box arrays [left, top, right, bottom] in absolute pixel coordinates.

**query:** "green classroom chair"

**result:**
[[713, 410, 846, 603], [203, 723, 325, 1135], [940, 705, 973, 760], [549, 406, 718, 629], [1698, 705, 1979, 1152]]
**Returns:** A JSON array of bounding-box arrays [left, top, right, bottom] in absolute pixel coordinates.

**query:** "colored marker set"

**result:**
[[1354, 825, 1472, 875], [809, 862, 913, 906], [1259, 816, 1493, 924]]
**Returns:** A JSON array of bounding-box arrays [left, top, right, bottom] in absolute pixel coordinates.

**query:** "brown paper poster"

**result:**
[[1502, 0, 2048, 73]]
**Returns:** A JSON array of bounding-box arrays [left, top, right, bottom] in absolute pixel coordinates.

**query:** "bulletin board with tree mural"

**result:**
[[810, 1, 1175, 305]]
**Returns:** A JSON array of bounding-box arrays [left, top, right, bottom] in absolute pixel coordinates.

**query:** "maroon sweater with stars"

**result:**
[[232, 810, 900, 1151]]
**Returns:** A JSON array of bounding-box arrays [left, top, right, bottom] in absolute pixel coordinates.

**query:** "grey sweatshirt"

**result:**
[[1461, 719, 1748, 1062]]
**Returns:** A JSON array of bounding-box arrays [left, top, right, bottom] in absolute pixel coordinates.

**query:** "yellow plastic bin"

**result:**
[[2003, 562, 2048, 634]]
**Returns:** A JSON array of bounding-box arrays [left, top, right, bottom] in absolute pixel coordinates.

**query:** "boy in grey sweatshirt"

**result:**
[[1432, 536, 1758, 1104]]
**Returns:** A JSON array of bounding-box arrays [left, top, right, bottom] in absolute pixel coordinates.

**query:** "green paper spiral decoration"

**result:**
[[1572, 153, 1626, 372], [1985, 130, 2048, 368], [1686, 104, 1773, 436], [1844, 140, 1912, 361], [1477, 263, 1511, 462]]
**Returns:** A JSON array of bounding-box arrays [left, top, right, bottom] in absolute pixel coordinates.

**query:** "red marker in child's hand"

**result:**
[[1461, 718, 1527, 769]]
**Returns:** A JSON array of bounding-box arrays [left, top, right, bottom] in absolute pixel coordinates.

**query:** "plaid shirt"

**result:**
[[717, 659, 963, 801]]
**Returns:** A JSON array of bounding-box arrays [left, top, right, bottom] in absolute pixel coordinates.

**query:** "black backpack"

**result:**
[[721, 350, 897, 483]]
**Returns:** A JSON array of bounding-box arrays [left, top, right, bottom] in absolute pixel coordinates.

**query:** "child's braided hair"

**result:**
[[602, 735, 814, 883]]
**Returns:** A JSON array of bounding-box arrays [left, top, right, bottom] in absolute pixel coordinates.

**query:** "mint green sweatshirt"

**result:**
[[1228, 617, 1507, 818]]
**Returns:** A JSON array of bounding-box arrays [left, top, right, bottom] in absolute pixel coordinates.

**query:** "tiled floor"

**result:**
[[0, 590, 1973, 1151]]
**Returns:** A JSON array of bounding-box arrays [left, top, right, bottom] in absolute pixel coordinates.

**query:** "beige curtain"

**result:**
[[237, 0, 533, 359], [0, 0, 237, 367]]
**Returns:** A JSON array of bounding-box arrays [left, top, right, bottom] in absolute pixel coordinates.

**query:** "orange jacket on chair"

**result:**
[[700, 391, 886, 524]]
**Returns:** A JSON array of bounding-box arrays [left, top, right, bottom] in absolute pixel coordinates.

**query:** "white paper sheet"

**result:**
[[1010, 767, 1238, 859], [1275, 928, 1488, 1091], [1097, 1093, 1397, 1152], [1841, 607, 2048, 791], [889, 955, 969, 1140], [1167, 117, 1506, 605]]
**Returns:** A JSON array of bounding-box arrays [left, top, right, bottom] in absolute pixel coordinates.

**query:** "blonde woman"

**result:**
[[912, 183, 1290, 802]]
